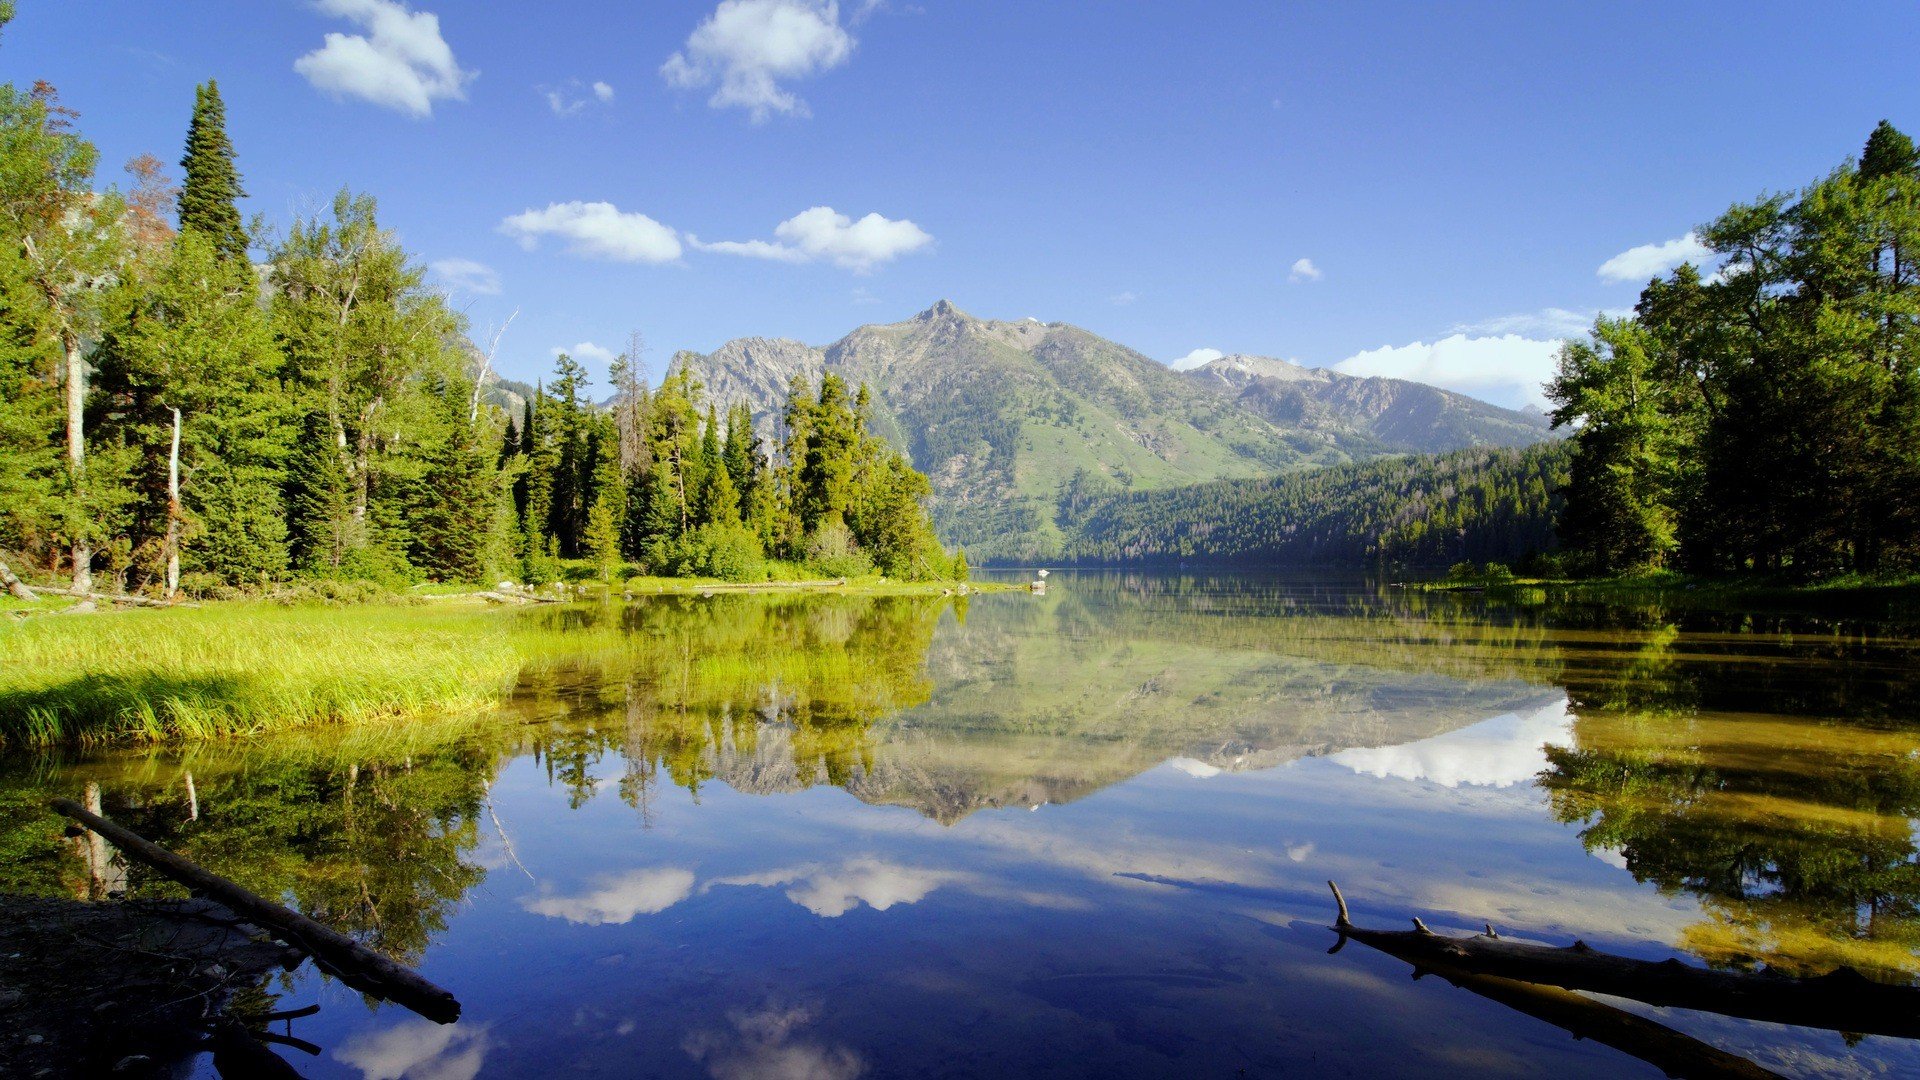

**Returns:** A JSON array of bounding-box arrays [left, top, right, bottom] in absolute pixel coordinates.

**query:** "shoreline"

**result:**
[[1405, 572, 1920, 614]]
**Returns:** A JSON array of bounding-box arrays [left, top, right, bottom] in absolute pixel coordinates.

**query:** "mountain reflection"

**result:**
[[5, 577, 1919, 1026]]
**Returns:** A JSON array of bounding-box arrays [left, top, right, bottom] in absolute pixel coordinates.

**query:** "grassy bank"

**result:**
[[0, 577, 999, 748], [0, 603, 524, 748]]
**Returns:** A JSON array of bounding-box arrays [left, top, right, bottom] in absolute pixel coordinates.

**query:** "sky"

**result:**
[[9, 1, 1920, 408]]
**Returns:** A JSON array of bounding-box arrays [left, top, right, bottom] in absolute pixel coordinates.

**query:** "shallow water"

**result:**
[[7, 573, 1920, 1078]]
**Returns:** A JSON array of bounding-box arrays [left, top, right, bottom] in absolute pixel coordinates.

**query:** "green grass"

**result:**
[[0, 603, 523, 749]]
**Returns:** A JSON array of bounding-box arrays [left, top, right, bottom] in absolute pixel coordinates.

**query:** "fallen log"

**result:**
[[36, 586, 177, 608], [1424, 963, 1782, 1079], [52, 798, 460, 1024], [1326, 880, 1920, 1041], [0, 560, 36, 602]]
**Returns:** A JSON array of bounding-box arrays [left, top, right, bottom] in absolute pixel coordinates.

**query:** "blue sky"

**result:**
[[10, 1, 1919, 407]]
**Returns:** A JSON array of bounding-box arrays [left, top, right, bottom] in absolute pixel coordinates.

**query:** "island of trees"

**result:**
[[0, 61, 961, 600]]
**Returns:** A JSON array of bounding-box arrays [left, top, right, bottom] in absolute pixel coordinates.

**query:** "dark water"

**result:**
[[7, 572, 1920, 1078]]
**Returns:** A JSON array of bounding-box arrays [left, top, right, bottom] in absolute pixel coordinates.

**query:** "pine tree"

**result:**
[[178, 81, 247, 262], [1861, 120, 1920, 182], [285, 413, 355, 574]]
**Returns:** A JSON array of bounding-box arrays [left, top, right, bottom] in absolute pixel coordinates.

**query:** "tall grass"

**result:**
[[0, 604, 525, 748]]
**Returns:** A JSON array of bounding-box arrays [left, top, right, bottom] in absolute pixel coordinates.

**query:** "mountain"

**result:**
[[1182, 353, 1555, 454], [674, 301, 1557, 561]]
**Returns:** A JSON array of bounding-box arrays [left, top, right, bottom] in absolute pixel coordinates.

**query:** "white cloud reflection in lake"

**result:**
[[1329, 697, 1573, 788]]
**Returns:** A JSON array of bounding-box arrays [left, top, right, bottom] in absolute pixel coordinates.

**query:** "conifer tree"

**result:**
[[177, 81, 247, 262], [1861, 120, 1920, 182]]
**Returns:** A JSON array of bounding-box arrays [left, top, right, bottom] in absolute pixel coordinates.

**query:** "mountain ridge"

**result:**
[[672, 301, 1557, 560]]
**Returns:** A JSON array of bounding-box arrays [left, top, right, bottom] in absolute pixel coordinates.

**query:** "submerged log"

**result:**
[[1417, 963, 1783, 1080], [1326, 881, 1920, 1041], [52, 798, 460, 1024]]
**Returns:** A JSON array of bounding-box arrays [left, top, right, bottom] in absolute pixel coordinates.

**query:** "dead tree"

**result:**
[[53, 798, 461, 1024], [1326, 880, 1920, 1041]]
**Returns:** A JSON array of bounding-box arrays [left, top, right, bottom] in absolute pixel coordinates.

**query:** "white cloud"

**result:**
[[336, 1020, 490, 1080], [1332, 333, 1562, 410], [1168, 347, 1224, 372], [428, 257, 499, 296], [543, 78, 615, 117], [1331, 698, 1573, 789], [692, 206, 932, 271], [522, 867, 696, 924], [1288, 257, 1322, 283], [662, 0, 855, 121], [1597, 232, 1713, 284], [500, 201, 684, 263], [1109, 290, 1138, 306], [295, 0, 473, 119], [1452, 307, 1627, 340], [553, 341, 617, 366]]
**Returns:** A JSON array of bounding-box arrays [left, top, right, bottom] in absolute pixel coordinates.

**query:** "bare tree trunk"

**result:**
[[165, 406, 182, 599], [184, 770, 198, 822], [64, 332, 90, 595], [0, 561, 36, 602], [470, 309, 518, 425]]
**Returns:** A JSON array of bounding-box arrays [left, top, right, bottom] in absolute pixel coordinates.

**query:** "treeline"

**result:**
[[1551, 122, 1920, 578], [506, 359, 963, 584], [1044, 443, 1568, 569], [0, 49, 956, 596]]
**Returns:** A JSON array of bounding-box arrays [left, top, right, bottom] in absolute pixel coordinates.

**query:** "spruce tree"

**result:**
[[178, 81, 248, 262], [1861, 120, 1919, 181]]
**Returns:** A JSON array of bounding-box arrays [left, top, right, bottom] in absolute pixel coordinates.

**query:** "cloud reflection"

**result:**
[[336, 1019, 490, 1080], [523, 867, 697, 924], [683, 1004, 865, 1080], [1329, 698, 1572, 788], [711, 858, 954, 917]]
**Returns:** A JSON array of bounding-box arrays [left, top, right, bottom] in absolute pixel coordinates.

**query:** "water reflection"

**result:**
[[1332, 698, 1572, 788], [2, 575, 1919, 1076]]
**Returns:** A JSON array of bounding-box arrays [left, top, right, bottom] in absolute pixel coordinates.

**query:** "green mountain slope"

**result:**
[[676, 301, 1558, 561]]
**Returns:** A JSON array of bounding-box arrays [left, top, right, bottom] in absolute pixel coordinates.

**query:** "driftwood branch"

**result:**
[[1325, 880, 1920, 1041], [52, 798, 460, 1024]]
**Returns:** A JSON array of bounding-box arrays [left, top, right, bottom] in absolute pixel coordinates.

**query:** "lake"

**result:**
[[6, 572, 1920, 1078]]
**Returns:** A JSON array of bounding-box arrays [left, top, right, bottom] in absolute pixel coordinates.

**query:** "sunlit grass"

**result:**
[[0, 603, 524, 748]]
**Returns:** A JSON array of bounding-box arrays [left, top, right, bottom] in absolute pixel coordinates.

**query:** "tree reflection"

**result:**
[[1541, 623, 1920, 980]]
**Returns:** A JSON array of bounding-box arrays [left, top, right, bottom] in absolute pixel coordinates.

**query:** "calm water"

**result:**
[[7, 573, 1920, 1078]]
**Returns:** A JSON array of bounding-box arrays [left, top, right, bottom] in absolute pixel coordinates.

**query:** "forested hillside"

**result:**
[[1047, 443, 1569, 570]]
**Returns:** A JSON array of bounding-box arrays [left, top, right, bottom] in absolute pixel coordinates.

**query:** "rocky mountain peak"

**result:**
[[915, 299, 968, 322]]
